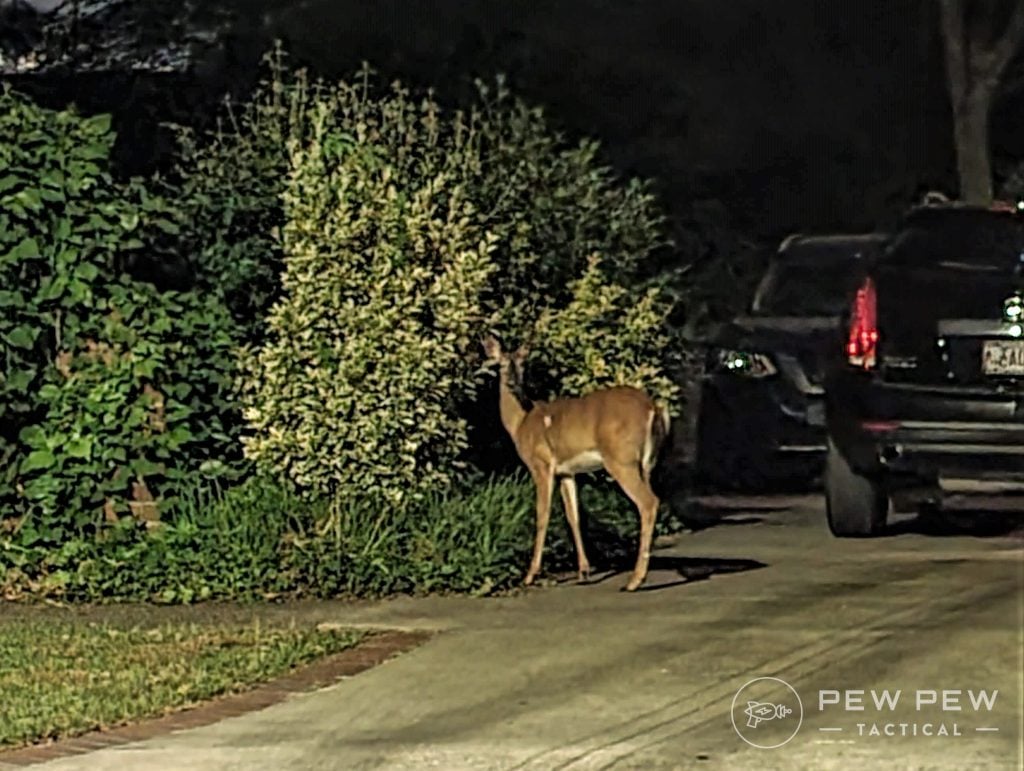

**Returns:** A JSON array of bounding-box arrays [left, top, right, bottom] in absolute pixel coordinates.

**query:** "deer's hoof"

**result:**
[[523, 572, 537, 587], [576, 568, 592, 584], [622, 576, 644, 592]]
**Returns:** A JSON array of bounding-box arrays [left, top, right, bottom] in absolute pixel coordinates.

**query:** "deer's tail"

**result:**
[[642, 403, 672, 480]]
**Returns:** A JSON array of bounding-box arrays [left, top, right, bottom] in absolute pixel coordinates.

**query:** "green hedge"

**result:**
[[0, 86, 243, 549], [0, 45, 694, 603]]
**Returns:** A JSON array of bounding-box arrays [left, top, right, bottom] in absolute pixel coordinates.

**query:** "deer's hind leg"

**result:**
[[602, 459, 660, 592]]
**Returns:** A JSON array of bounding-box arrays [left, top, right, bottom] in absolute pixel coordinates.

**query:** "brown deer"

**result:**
[[481, 335, 671, 592]]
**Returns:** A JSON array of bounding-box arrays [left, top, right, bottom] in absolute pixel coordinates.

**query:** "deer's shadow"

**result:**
[[551, 555, 767, 592]]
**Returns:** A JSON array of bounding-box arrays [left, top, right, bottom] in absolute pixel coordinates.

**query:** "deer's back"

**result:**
[[516, 386, 656, 470]]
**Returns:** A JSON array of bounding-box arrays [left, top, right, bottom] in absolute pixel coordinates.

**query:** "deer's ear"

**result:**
[[481, 335, 501, 359]]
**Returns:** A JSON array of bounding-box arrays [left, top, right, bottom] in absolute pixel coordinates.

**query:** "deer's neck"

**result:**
[[498, 367, 527, 438]]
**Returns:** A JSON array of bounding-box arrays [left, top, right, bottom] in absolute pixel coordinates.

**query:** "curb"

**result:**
[[0, 629, 433, 768]]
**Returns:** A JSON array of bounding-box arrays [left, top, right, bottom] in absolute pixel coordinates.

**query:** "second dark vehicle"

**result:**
[[694, 232, 888, 491]]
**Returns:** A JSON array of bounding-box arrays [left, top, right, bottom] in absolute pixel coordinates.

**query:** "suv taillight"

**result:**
[[847, 276, 878, 369]]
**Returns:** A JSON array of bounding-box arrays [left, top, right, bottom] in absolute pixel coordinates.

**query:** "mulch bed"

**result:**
[[0, 628, 432, 767]]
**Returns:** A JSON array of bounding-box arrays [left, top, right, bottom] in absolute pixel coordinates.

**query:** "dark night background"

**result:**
[[4, 0, 1024, 246]]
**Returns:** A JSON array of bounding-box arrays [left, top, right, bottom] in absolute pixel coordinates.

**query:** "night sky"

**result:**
[[5, 0, 1024, 242], [258, 1, 1022, 238]]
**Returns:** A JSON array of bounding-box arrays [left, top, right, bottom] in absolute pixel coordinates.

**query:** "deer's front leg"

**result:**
[[559, 476, 591, 582], [524, 465, 554, 586]]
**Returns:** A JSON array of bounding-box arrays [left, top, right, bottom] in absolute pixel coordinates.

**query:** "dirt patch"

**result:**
[[0, 628, 432, 767]]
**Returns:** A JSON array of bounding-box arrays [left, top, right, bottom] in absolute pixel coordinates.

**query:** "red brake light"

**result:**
[[847, 276, 878, 369]]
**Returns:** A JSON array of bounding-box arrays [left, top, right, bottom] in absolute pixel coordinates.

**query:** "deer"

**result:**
[[481, 335, 671, 592]]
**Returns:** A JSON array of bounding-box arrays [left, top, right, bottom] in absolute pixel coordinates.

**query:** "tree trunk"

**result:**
[[951, 88, 994, 205], [939, 0, 1024, 206]]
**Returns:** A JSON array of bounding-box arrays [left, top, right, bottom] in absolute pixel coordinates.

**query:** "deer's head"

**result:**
[[481, 335, 529, 389]]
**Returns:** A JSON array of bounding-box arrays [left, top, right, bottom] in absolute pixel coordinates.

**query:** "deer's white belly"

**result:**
[[555, 450, 604, 475]]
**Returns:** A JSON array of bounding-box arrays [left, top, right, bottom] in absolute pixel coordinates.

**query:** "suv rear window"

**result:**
[[886, 209, 1024, 272], [754, 259, 860, 316]]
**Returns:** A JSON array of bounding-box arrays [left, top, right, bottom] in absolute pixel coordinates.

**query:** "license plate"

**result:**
[[982, 339, 1024, 375]]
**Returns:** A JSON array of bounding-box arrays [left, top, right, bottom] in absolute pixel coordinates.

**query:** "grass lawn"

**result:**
[[0, 615, 365, 749]]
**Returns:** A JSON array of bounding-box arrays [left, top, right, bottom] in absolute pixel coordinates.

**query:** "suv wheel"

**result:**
[[824, 438, 888, 536]]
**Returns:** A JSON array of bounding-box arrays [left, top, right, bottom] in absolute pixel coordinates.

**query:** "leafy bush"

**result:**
[[232, 50, 683, 503], [463, 80, 678, 383], [168, 46, 677, 344], [0, 86, 240, 546], [166, 47, 303, 339], [530, 253, 680, 405], [238, 81, 499, 503]]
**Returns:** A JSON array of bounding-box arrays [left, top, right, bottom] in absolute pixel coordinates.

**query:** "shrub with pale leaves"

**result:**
[[236, 57, 686, 502], [530, 253, 680, 410], [239, 82, 498, 502]]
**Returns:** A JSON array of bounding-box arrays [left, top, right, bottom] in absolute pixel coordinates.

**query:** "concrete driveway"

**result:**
[[31, 495, 1024, 770]]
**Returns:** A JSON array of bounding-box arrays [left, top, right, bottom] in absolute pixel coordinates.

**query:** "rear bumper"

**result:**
[[861, 419, 1024, 482], [869, 420, 1024, 454], [826, 370, 1024, 480]]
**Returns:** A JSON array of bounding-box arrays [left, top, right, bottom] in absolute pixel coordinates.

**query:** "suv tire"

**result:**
[[824, 438, 888, 536]]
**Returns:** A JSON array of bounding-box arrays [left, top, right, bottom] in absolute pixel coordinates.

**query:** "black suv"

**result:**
[[823, 204, 1024, 536], [694, 232, 887, 491]]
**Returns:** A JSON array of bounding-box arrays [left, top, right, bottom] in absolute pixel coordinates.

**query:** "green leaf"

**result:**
[[68, 279, 91, 304], [6, 367, 34, 391], [20, 450, 55, 474], [18, 425, 47, 448], [38, 275, 68, 301], [83, 113, 112, 134], [13, 189, 42, 212], [21, 476, 57, 501], [0, 290, 24, 308], [153, 218, 180, 235], [119, 212, 140, 231], [74, 263, 99, 281], [199, 459, 226, 476], [133, 360, 157, 378], [3, 237, 40, 262], [65, 437, 93, 461], [4, 325, 38, 349], [40, 169, 65, 188], [130, 459, 163, 477]]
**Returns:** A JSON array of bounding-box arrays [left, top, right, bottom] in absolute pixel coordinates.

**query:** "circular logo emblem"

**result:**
[[730, 676, 804, 749]]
